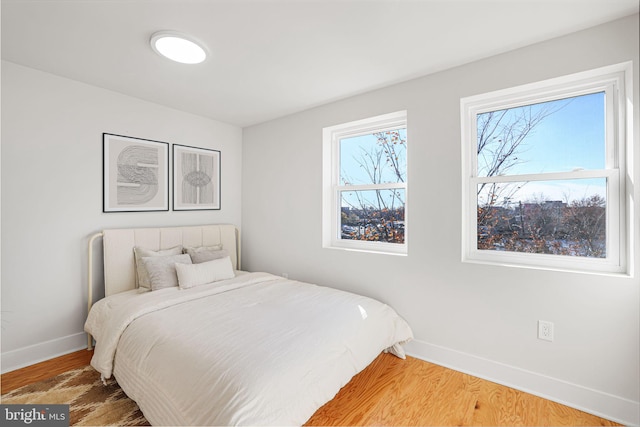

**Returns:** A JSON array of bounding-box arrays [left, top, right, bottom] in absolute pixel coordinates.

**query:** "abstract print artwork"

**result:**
[[103, 133, 169, 212], [173, 144, 221, 210]]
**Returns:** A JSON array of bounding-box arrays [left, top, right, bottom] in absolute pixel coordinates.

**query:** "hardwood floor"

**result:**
[[1, 349, 620, 426], [1, 349, 93, 394], [306, 353, 620, 426]]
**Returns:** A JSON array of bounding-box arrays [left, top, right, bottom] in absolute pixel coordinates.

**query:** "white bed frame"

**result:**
[[87, 224, 241, 349]]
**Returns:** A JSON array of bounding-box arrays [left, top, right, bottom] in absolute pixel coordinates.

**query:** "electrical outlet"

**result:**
[[538, 320, 554, 342], [282, 273, 289, 279]]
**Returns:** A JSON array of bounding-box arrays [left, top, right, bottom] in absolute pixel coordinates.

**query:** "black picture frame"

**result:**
[[172, 144, 221, 211], [103, 133, 170, 212]]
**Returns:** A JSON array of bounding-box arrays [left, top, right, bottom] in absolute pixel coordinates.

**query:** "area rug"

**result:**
[[1, 365, 149, 426]]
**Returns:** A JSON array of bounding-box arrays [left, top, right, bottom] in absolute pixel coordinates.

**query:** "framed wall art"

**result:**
[[173, 144, 221, 210], [103, 133, 169, 212]]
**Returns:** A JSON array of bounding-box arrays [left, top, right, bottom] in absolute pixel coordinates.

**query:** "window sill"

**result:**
[[462, 256, 630, 278], [324, 242, 408, 257]]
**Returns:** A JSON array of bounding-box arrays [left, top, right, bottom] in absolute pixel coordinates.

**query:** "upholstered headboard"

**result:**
[[101, 224, 240, 297]]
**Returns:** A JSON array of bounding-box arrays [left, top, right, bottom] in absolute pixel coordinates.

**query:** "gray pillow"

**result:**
[[142, 254, 192, 291], [186, 248, 229, 264], [183, 244, 222, 253], [134, 246, 183, 289]]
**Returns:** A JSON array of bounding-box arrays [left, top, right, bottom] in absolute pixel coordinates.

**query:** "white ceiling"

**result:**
[[2, 0, 638, 127]]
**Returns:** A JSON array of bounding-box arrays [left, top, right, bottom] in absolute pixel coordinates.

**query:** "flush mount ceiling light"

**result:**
[[150, 31, 207, 64]]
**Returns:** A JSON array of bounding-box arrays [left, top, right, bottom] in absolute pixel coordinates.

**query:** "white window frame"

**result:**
[[461, 63, 632, 275], [323, 111, 408, 255]]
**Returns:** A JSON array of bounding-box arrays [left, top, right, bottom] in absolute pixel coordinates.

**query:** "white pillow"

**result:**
[[175, 256, 235, 289], [134, 245, 183, 289], [142, 254, 192, 291]]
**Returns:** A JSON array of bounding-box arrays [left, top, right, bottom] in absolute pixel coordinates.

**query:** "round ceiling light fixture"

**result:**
[[150, 31, 207, 64]]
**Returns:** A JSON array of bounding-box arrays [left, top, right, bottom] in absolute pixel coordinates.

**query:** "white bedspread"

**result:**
[[85, 272, 413, 426]]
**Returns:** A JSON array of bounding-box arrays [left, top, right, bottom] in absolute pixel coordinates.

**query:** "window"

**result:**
[[461, 63, 632, 274], [323, 111, 407, 255]]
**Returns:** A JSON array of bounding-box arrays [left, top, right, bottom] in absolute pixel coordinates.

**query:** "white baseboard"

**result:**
[[405, 339, 639, 427], [1, 332, 88, 374]]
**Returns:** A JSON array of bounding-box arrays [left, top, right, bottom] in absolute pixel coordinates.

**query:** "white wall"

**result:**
[[242, 15, 640, 425], [1, 61, 243, 371]]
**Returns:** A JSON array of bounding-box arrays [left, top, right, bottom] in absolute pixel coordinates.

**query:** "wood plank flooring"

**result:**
[[1, 349, 620, 426], [1, 349, 94, 394], [306, 353, 619, 426]]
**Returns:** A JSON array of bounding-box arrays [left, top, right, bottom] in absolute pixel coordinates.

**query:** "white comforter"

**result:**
[[85, 272, 413, 426]]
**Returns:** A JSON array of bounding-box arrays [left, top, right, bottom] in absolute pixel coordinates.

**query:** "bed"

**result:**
[[84, 224, 413, 426]]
